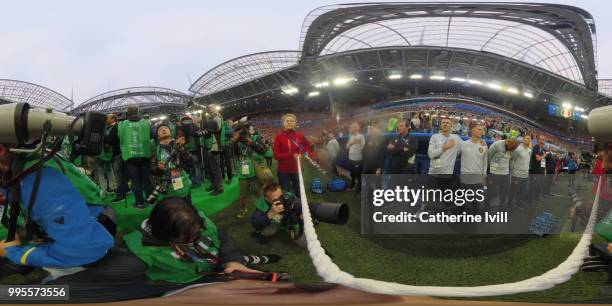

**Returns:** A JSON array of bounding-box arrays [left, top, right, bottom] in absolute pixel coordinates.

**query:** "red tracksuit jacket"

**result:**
[[273, 129, 311, 174]]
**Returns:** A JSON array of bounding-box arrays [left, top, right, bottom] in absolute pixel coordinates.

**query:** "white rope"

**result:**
[[297, 157, 603, 297]]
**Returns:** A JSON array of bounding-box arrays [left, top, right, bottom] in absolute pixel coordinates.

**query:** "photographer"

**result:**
[[251, 182, 306, 248], [0, 144, 114, 274], [231, 121, 269, 219], [122, 196, 260, 283], [104, 113, 129, 202], [221, 119, 235, 183], [149, 124, 194, 205], [118, 105, 154, 209], [43, 196, 261, 286], [201, 106, 225, 196], [181, 115, 204, 188]]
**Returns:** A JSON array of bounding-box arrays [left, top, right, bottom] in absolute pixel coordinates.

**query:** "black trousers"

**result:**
[[544, 172, 555, 195], [348, 159, 363, 191], [48, 248, 147, 284], [488, 174, 510, 209], [114, 155, 129, 198], [460, 183, 486, 212], [509, 176, 529, 206], [207, 151, 223, 191], [220, 145, 234, 180], [125, 158, 153, 205], [528, 172, 544, 201]]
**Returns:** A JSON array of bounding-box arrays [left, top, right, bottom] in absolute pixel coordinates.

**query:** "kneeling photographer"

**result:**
[[251, 182, 306, 248], [148, 124, 194, 206], [0, 103, 114, 278], [121, 196, 262, 283], [44, 197, 283, 292]]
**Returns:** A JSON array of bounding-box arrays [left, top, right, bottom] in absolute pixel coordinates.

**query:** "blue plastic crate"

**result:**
[[529, 212, 558, 236], [310, 177, 324, 194]]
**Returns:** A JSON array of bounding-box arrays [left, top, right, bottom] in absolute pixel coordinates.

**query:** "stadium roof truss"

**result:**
[[190, 2, 601, 108], [599, 79, 612, 97], [189, 51, 302, 101], [311, 46, 592, 105], [0, 79, 73, 111], [71, 87, 190, 114]]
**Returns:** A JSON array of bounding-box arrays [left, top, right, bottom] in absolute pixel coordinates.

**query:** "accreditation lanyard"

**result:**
[[286, 131, 301, 153], [239, 142, 252, 176]]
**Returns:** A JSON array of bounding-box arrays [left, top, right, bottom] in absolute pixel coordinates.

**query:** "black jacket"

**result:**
[[529, 144, 545, 174], [387, 133, 416, 174], [545, 152, 557, 173], [232, 134, 267, 158], [151, 140, 194, 175], [104, 123, 121, 157]]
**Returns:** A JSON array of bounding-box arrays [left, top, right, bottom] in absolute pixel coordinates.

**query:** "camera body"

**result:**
[[233, 120, 252, 143], [275, 193, 296, 212], [272, 193, 301, 239], [239, 129, 250, 140], [146, 174, 171, 204], [179, 116, 195, 137]]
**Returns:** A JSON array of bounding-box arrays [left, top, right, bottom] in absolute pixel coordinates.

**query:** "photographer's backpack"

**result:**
[[327, 177, 347, 192], [310, 177, 324, 194]]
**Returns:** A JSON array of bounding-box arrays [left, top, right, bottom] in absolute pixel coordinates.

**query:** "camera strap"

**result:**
[[199, 270, 290, 283], [23, 159, 44, 242], [4, 155, 26, 242], [2, 123, 62, 242]]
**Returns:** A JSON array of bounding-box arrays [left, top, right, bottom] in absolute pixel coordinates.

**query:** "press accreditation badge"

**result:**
[[541, 159, 546, 168], [241, 160, 251, 176], [171, 169, 184, 190], [432, 158, 442, 169], [408, 155, 415, 164]]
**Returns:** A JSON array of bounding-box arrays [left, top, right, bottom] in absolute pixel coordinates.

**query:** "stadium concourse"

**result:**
[[1, 2, 612, 305]]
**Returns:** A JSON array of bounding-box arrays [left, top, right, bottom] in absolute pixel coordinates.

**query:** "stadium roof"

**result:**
[[299, 3, 598, 89], [0, 79, 73, 111], [189, 51, 301, 98], [71, 86, 190, 114], [191, 2, 601, 110]]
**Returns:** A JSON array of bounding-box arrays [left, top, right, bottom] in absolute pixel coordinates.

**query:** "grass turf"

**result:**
[[211, 162, 612, 303], [2, 162, 611, 303]]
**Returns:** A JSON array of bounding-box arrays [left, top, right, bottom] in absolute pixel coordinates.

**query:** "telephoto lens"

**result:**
[[310, 202, 349, 225]]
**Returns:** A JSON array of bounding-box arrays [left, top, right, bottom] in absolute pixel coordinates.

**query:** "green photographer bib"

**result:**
[[123, 212, 220, 284], [118, 119, 152, 160], [155, 144, 191, 199]]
